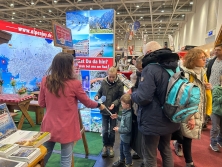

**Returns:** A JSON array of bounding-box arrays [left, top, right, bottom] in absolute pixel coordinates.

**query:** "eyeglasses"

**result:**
[[199, 56, 207, 60]]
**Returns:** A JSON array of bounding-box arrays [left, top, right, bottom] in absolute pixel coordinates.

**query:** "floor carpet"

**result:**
[[46, 153, 96, 167]]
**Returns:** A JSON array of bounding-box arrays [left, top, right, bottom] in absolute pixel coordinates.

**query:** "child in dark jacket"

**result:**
[[111, 93, 133, 167], [210, 75, 222, 152], [94, 67, 124, 158]]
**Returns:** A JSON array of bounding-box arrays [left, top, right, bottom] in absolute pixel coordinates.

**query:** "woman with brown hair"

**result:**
[[38, 52, 104, 167], [173, 48, 212, 167]]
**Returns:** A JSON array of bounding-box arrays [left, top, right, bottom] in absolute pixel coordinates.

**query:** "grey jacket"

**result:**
[[96, 76, 124, 115], [118, 109, 132, 143]]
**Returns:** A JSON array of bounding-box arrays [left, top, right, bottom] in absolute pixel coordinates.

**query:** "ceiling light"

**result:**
[[31, 1, 34, 5], [63, 23, 65, 25], [124, 21, 127, 23], [54, 0, 58, 3], [163, 3, 165, 5], [117, 12, 120, 14], [12, 12, 15, 14], [190, 1, 193, 5], [49, 9, 52, 12], [140, 17, 143, 18], [10, 3, 14, 7], [90, 8, 93, 10], [161, 10, 164, 13], [182, 15, 185, 17], [39, 20, 42, 22], [177, 23, 179, 25], [36, 24, 38, 26], [139, 39, 140, 40], [136, 5, 139, 8], [11, 17, 14, 20], [43, 15, 46, 18], [78, 0, 82, 1], [160, 20, 162, 22]]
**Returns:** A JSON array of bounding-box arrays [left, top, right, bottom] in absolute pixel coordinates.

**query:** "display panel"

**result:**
[[67, 9, 115, 132], [0, 20, 62, 93]]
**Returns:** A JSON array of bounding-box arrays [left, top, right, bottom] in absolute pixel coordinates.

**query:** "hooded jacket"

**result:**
[[96, 76, 124, 115], [131, 48, 180, 135]]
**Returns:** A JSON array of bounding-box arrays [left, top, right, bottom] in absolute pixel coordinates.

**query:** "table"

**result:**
[[32, 91, 40, 100], [0, 94, 35, 129]]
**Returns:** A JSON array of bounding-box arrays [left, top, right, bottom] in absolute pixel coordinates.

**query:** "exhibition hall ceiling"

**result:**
[[0, 0, 195, 40]]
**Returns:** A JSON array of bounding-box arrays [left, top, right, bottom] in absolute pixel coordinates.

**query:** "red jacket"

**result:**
[[38, 76, 98, 144]]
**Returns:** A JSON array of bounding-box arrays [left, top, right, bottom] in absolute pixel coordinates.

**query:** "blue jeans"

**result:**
[[102, 115, 116, 147], [210, 113, 222, 145], [44, 141, 74, 167], [120, 140, 132, 165]]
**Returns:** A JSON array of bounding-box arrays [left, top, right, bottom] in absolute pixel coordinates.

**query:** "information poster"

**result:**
[[66, 9, 115, 132], [52, 21, 73, 49]]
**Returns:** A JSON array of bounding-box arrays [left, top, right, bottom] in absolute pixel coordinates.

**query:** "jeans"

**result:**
[[120, 140, 132, 165], [44, 141, 74, 167], [142, 134, 173, 167], [210, 113, 222, 145], [102, 114, 116, 147]]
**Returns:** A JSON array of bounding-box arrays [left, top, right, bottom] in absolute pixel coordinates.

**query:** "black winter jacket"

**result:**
[[131, 48, 180, 135]]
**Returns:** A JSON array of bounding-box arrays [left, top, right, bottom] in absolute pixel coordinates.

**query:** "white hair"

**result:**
[[143, 41, 162, 55]]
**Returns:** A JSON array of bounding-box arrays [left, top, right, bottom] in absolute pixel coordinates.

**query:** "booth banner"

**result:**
[[52, 21, 73, 49], [76, 57, 113, 70], [0, 20, 53, 39]]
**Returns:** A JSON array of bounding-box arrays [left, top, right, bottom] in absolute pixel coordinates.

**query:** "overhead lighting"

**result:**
[[190, 1, 193, 5], [160, 20, 162, 22], [63, 23, 65, 25], [39, 20, 42, 22], [90, 8, 93, 10], [117, 12, 120, 14], [43, 15, 46, 18], [159, 27, 161, 29], [78, 0, 82, 1], [11, 17, 14, 20], [31, 1, 34, 5], [10, 3, 14, 7], [140, 17, 143, 18], [12, 12, 15, 14], [182, 14, 185, 17], [36, 24, 38, 26], [161, 10, 164, 13], [163, 3, 165, 5], [136, 5, 139, 8], [124, 21, 127, 23], [49, 9, 52, 12], [177, 23, 179, 25], [54, 0, 58, 3]]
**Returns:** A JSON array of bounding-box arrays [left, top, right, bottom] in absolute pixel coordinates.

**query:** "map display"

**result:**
[[0, 21, 61, 93]]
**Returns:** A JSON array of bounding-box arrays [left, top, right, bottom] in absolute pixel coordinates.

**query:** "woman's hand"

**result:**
[[204, 82, 212, 90], [187, 118, 195, 130], [99, 104, 105, 110]]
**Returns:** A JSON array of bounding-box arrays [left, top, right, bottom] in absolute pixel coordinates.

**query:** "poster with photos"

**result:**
[[66, 9, 115, 132]]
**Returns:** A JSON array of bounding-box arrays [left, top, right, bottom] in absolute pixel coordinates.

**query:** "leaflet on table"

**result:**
[[0, 143, 19, 158], [0, 131, 51, 148], [8, 147, 41, 164], [0, 104, 17, 141], [0, 157, 28, 167]]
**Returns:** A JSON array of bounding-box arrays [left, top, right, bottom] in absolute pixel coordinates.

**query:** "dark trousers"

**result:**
[[172, 130, 193, 163], [120, 140, 132, 165], [102, 115, 116, 147], [142, 134, 173, 167]]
